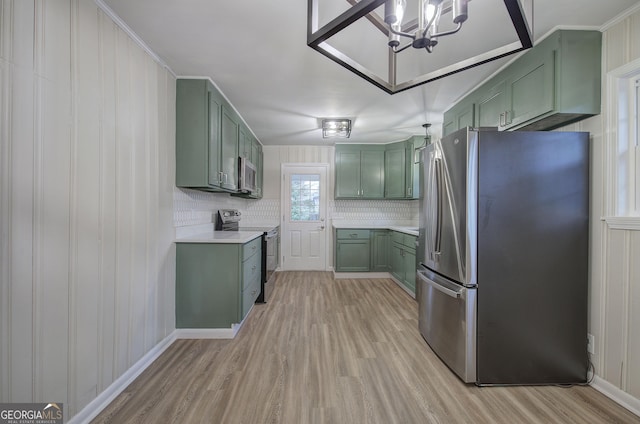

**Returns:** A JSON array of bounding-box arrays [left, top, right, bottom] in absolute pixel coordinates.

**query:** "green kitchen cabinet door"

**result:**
[[208, 92, 222, 186], [384, 146, 406, 199], [442, 100, 475, 136], [255, 143, 263, 198], [442, 116, 456, 137], [176, 79, 224, 189], [371, 230, 390, 271], [176, 243, 242, 328], [335, 150, 361, 198], [505, 48, 555, 129], [476, 79, 507, 129], [390, 242, 404, 281], [336, 239, 371, 272], [402, 247, 416, 293], [220, 105, 239, 191], [360, 150, 385, 198]]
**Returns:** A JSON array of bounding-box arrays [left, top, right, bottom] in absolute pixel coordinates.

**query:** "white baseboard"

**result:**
[[592, 375, 640, 417], [68, 330, 178, 424], [68, 316, 250, 422], [175, 327, 239, 339], [333, 271, 392, 279]]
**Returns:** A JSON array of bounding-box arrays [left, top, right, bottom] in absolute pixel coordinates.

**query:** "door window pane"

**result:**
[[291, 174, 320, 221]]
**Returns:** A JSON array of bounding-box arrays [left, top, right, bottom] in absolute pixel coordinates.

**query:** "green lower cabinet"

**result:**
[[371, 230, 390, 271], [390, 242, 404, 281], [335, 229, 371, 272], [335, 239, 371, 272], [176, 237, 261, 328], [334, 229, 416, 295], [402, 248, 416, 293], [390, 231, 417, 295]]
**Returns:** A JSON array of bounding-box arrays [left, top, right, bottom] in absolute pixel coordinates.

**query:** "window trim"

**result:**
[[604, 58, 640, 230]]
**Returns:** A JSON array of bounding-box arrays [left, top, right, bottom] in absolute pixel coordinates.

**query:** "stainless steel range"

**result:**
[[216, 209, 280, 303]]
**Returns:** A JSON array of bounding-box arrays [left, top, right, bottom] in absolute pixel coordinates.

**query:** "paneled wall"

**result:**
[[0, 0, 176, 418], [598, 6, 640, 403], [557, 5, 640, 409]]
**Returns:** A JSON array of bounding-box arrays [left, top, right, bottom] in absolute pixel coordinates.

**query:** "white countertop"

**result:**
[[332, 223, 419, 236], [175, 230, 263, 244]]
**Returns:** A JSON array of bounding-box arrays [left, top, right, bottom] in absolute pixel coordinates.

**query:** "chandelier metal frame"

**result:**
[[307, 0, 533, 94]]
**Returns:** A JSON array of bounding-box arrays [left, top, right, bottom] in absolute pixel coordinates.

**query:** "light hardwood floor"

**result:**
[[93, 272, 640, 423]]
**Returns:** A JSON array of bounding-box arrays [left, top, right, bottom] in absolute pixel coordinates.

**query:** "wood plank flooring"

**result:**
[[92, 271, 640, 423]]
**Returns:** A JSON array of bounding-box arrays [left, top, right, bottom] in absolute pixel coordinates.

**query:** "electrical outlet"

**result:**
[[587, 333, 595, 355]]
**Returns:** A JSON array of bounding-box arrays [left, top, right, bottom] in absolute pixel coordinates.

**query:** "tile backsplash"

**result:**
[[331, 199, 418, 225], [174, 188, 247, 227], [174, 187, 418, 228]]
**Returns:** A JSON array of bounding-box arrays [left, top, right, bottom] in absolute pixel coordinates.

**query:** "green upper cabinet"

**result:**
[[475, 45, 554, 130], [336, 141, 420, 200], [176, 79, 223, 190], [176, 78, 263, 195], [384, 140, 418, 199], [384, 144, 406, 199], [235, 124, 263, 199], [443, 98, 475, 136], [254, 142, 263, 198], [442, 30, 602, 135], [220, 105, 239, 191], [506, 47, 555, 128], [476, 79, 507, 129], [335, 145, 385, 199]]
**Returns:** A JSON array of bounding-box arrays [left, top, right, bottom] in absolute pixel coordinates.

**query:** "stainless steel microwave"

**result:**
[[239, 156, 257, 193]]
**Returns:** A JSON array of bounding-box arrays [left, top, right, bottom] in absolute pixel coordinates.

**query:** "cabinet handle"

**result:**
[[408, 187, 412, 196], [252, 265, 257, 271], [499, 112, 505, 127], [218, 171, 223, 184], [350, 233, 358, 238], [505, 110, 511, 125]]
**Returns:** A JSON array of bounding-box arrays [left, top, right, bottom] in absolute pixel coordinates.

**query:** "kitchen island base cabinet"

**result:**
[[176, 238, 261, 329]]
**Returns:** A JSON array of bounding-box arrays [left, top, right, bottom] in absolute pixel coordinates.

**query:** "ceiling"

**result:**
[[101, 0, 639, 145]]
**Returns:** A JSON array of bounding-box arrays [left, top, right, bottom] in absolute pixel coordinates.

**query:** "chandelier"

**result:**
[[307, 0, 533, 94], [385, 0, 469, 52]]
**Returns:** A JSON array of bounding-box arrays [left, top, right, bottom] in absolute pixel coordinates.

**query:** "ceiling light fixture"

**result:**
[[307, 0, 533, 94], [322, 118, 352, 138]]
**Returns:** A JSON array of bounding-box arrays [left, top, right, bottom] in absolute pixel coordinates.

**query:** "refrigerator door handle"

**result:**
[[418, 271, 461, 299], [434, 157, 443, 257]]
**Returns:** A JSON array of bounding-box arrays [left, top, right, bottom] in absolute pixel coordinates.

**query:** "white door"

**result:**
[[281, 164, 328, 270]]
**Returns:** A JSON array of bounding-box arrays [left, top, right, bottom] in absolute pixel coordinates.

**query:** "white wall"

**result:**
[[597, 7, 640, 404], [555, 6, 640, 411], [0, 0, 176, 418]]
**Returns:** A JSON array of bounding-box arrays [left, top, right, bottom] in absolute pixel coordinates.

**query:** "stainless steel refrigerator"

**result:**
[[417, 127, 589, 385]]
